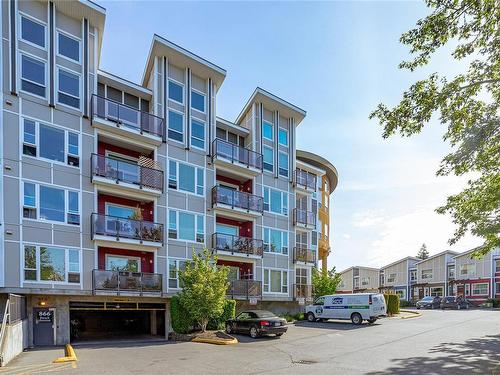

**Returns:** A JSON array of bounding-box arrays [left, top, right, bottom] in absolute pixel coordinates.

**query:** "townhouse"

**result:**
[[412, 250, 458, 300], [337, 266, 379, 293], [0, 0, 338, 346], [379, 256, 419, 301]]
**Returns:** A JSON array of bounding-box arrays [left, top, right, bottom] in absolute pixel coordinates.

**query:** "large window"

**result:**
[[191, 90, 205, 113], [278, 128, 288, 146], [23, 120, 79, 167], [21, 55, 46, 97], [460, 264, 476, 277], [168, 80, 184, 104], [278, 152, 289, 177], [168, 160, 204, 196], [472, 283, 488, 296], [263, 146, 273, 172], [263, 187, 288, 215], [168, 259, 187, 289], [191, 119, 205, 149], [395, 289, 406, 300], [24, 245, 80, 283], [361, 277, 370, 286], [263, 269, 288, 294], [262, 121, 273, 140], [58, 68, 80, 108], [22, 182, 80, 225], [496, 283, 500, 295], [20, 15, 45, 48], [386, 273, 396, 283], [421, 269, 433, 280], [57, 32, 80, 62], [168, 110, 184, 142], [263, 228, 288, 254], [168, 210, 204, 243], [496, 260, 500, 273]]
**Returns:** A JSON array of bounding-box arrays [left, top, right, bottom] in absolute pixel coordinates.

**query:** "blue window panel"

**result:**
[[168, 81, 183, 103], [24, 182, 36, 207], [191, 91, 205, 112], [179, 163, 195, 193], [191, 119, 205, 149], [58, 33, 79, 62], [68, 133, 79, 155], [24, 119, 36, 144], [40, 124, 64, 162], [40, 186, 65, 222], [21, 55, 45, 96], [168, 111, 184, 142], [270, 190, 282, 214], [21, 17, 45, 47], [263, 147, 273, 172], [278, 128, 288, 146], [263, 122, 273, 140], [179, 212, 195, 241]]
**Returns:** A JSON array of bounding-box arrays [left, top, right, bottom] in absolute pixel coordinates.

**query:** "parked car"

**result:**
[[440, 296, 470, 310], [225, 310, 287, 339], [416, 296, 442, 309], [305, 293, 387, 325]]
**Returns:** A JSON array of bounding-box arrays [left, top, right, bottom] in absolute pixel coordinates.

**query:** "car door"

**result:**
[[235, 312, 251, 333]]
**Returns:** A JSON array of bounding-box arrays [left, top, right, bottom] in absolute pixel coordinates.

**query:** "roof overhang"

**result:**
[[215, 117, 249, 136], [98, 70, 152, 99], [141, 34, 226, 89], [296, 150, 338, 192]]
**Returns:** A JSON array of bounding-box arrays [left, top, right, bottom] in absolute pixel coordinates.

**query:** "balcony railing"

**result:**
[[91, 213, 163, 244], [293, 208, 316, 227], [92, 269, 162, 295], [91, 153, 164, 192], [294, 284, 313, 300], [212, 186, 264, 213], [212, 233, 264, 257], [293, 247, 316, 264], [227, 279, 262, 300], [212, 139, 263, 171], [293, 170, 317, 191], [91, 94, 164, 139]]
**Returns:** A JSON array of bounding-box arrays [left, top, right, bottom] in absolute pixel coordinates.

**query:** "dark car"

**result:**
[[440, 296, 470, 310], [416, 296, 442, 309], [225, 310, 287, 339]]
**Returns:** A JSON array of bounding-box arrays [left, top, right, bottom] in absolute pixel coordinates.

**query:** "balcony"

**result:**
[[91, 154, 164, 197], [91, 95, 164, 146], [92, 269, 162, 296], [293, 170, 317, 192], [91, 213, 163, 249], [294, 284, 313, 302], [293, 208, 316, 229], [293, 247, 316, 264], [211, 139, 263, 176], [212, 233, 263, 258], [227, 279, 262, 300], [212, 186, 264, 218]]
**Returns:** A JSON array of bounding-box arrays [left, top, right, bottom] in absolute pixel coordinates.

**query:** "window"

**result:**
[[263, 187, 288, 216], [460, 264, 476, 277], [395, 289, 406, 300], [57, 32, 80, 62], [421, 269, 433, 279], [21, 55, 46, 97], [472, 283, 488, 296], [58, 69, 80, 108], [278, 128, 288, 146], [168, 110, 184, 142], [430, 287, 443, 297], [496, 260, 500, 273], [410, 270, 417, 281], [40, 186, 64, 222], [263, 269, 288, 294], [168, 259, 187, 289], [168, 160, 204, 196], [496, 283, 500, 295], [40, 124, 64, 162], [67, 191, 79, 225], [361, 277, 370, 286], [106, 255, 140, 272], [263, 146, 273, 172], [262, 121, 273, 140], [387, 273, 396, 283], [23, 245, 80, 283], [263, 228, 288, 254], [23, 182, 36, 219], [168, 80, 184, 104], [278, 152, 289, 177], [448, 266, 456, 279], [191, 90, 205, 113], [353, 278, 359, 288], [168, 210, 204, 243], [67, 132, 79, 166], [191, 119, 205, 149], [20, 15, 45, 48]]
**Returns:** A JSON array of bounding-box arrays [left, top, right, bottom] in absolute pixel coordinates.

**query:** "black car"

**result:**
[[440, 296, 470, 310], [225, 310, 287, 339], [416, 296, 442, 309]]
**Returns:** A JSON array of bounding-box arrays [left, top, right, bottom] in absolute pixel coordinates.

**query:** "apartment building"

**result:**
[[337, 266, 379, 293], [379, 256, 419, 301], [0, 0, 338, 346], [412, 250, 458, 300]]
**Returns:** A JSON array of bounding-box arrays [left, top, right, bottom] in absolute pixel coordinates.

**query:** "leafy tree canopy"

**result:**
[[312, 266, 342, 298]]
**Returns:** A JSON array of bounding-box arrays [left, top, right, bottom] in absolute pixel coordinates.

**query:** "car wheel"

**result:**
[[276, 333, 283, 337], [225, 323, 232, 334], [416, 306, 420, 310], [431, 304, 435, 309], [351, 313, 362, 325], [307, 312, 316, 322], [249, 326, 259, 339]]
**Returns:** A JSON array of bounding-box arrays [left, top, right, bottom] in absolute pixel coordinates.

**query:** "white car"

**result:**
[[305, 293, 387, 325]]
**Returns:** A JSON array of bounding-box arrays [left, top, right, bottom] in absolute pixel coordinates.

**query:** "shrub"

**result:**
[[399, 300, 412, 308], [170, 295, 193, 334], [384, 294, 400, 315], [207, 300, 236, 330], [486, 298, 500, 308]]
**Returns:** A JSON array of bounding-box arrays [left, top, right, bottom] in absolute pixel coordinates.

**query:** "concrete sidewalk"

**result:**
[[0, 347, 73, 374]]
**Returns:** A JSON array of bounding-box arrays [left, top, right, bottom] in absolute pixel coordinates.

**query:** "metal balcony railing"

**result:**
[[212, 139, 263, 170], [91, 213, 163, 244], [293, 247, 316, 264], [91, 94, 165, 139], [293, 169, 317, 191], [227, 279, 262, 300], [293, 208, 316, 227], [212, 186, 264, 213], [91, 153, 164, 192], [293, 284, 313, 300], [92, 269, 162, 295], [212, 233, 264, 257]]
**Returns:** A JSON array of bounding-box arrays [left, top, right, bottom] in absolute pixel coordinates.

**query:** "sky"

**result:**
[[98, 1, 482, 271]]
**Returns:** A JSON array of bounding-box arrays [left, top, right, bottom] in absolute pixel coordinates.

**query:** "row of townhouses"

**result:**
[[0, 0, 338, 347], [337, 248, 500, 304]]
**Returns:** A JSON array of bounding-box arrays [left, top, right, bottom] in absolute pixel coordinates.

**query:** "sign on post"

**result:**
[[249, 298, 258, 305]]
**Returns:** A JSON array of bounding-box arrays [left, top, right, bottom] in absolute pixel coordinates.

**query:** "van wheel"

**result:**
[[307, 312, 316, 322], [351, 313, 363, 325], [367, 318, 377, 324]]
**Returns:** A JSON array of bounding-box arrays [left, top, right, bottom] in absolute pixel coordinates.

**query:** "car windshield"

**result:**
[[422, 297, 434, 301], [254, 311, 275, 318]]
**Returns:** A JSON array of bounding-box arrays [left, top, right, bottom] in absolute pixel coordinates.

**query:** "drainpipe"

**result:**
[[491, 251, 494, 299]]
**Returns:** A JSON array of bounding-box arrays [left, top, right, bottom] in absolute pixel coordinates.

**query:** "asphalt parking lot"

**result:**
[[2, 309, 500, 375]]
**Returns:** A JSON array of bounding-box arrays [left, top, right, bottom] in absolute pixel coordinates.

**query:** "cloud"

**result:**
[[342, 234, 351, 240], [352, 209, 386, 228]]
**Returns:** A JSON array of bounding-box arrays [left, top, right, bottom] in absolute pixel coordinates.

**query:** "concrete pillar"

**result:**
[[150, 310, 157, 336]]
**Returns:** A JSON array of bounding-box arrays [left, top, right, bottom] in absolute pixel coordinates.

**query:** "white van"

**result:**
[[305, 293, 387, 325]]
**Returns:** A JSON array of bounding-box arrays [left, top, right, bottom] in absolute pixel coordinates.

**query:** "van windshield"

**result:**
[[314, 297, 325, 306]]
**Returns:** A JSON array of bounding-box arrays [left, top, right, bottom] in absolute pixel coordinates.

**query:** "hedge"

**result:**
[[170, 295, 194, 334], [486, 298, 500, 308], [207, 299, 236, 330], [384, 294, 400, 315]]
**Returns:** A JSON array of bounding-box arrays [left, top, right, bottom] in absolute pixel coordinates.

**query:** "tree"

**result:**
[[312, 266, 342, 299], [369, 0, 500, 257], [417, 243, 430, 260], [178, 249, 229, 332]]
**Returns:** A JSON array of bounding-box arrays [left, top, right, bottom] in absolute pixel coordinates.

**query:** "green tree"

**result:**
[[312, 266, 342, 299], [178, 249, 229, 332], [417, 243, 430, 260], [369, 0, 500, 257]]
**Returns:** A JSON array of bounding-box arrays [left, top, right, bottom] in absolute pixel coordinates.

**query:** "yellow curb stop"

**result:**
[[400, 309, 423, 319], [192, 336, 238, 345], [53, 344, 78, 363]]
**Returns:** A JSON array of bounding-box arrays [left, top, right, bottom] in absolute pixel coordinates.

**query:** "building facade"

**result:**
[[0, 0, 338, 346], [379, 256, 419, 301], [337, 266, 380, 293], [412, 251, 458, 300]]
